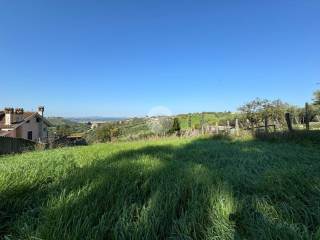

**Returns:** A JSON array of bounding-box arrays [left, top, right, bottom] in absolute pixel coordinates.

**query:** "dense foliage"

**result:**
[[170, 117, 181, 134], [238, 98, 319, 128], [313, 90, 320, 106], [95, 123, 120, 142], [238, 98, 290, 126]]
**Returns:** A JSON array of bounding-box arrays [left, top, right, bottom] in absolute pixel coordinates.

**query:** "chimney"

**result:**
[[15, 108, 24, 122], [4, 108, 14, 126], [38, 106, 44, 117]]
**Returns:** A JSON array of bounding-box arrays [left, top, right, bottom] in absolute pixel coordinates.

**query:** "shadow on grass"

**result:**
[[254, 129, 320, 145], [1, 134, 320, 239]]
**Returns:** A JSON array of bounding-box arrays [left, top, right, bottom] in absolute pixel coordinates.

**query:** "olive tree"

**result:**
[[147, 117, 173, 136], [238, 98, 267, 128], [238, 98, 289, 128], [313, 90, 320, 106]]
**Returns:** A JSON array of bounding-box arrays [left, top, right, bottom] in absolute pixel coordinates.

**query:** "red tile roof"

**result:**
[[0, 111, 51, 130], [0, 131, 10, 136]]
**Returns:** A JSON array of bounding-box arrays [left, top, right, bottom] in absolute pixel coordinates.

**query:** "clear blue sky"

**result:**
[[0, 0, 319, 117]]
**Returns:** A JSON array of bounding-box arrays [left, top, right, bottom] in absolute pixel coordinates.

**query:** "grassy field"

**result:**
[[1, 134, 320, 239]]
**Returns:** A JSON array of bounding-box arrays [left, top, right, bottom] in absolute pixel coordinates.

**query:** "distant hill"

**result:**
[[47, 117, 91, 136], [48, 112, 238, 141], [67, 117, 127, 123], [47, 117, 128, 125], [47, 117, 79, 126]]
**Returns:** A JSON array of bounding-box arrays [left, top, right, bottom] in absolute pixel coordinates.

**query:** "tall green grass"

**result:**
[[1, 136, 320, 239]]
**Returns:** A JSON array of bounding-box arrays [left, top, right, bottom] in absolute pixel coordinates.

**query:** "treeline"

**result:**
[[237, 90, 320, 129], [51, 89, 320, 144]]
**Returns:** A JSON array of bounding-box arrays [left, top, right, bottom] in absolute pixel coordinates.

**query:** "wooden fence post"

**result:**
[[201, 112, 205, 135], [226, 120, 230, 134], [285, 113, 293, 132], [305, 102, 310, 131], [264, 116, 269, 133], [235, 119, 239, 136], [188, 114, 192, 129]]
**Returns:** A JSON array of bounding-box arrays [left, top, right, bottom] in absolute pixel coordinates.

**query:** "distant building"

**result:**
[[0, 106, 52, 142], [91, 122, 105, 129]]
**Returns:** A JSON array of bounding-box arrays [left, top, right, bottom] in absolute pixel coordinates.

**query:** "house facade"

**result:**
[[0, 107, 52, 142]]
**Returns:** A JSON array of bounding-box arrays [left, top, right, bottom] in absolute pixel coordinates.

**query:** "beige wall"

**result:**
[[16, 116, 49, 142]]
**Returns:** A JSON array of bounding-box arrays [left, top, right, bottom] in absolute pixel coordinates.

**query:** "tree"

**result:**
[[263, 99, 289, 124], [169, 117, 181, 135], [238, 98, 290, 128], [96, 125, 111, 142], [287, 106, 303, 124], [56, 125, 72, 137], [306, 104, 318, 122], [96, 123, 120, 142], [313, 90, 320, 105], [238, 98, 267, 128], [147, 117, 173, 136], [160, 117, 174, 136]]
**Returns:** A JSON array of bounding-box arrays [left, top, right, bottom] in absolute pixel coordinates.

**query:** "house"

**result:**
[[0, 106, 52, 142], [91, 122, 105, 129]]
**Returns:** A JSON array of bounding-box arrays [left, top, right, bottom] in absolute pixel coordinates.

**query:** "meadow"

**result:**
[[1, 133, 320, 239]]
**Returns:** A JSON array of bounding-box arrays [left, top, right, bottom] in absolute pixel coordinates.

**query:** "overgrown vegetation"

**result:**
[[238, 98, 319, 128], [177, 112, 237, 129], [46, 90, 320, 145], [88, 90, 320, 143], [313, 90, 320, 106], [48, 117, 91, 137], [1, 134, 320, 239]]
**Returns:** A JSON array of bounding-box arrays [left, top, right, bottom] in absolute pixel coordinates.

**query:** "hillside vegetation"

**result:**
[[47, 117, 90, 137], [47, 117, 79, 126], [177, 112, 237, 129], [88, 112, 238, 142], [1, 134, 320, 239], [88, 96, 320, 143]]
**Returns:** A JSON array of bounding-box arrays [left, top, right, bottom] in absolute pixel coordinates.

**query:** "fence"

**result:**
[[0, 136, 36, 155]]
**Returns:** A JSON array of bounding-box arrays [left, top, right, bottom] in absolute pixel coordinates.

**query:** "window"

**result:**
[[27, 131, 32, 140]]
